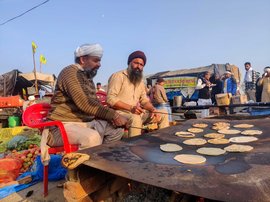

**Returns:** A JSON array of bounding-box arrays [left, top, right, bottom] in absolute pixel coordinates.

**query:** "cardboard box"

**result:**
[[209, 107, 226, 116], [215, 93, 232, 106], [231, 95, 247, 104]]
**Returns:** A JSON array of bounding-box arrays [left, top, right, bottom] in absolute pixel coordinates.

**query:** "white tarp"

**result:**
[[19, 72, 56, 86]]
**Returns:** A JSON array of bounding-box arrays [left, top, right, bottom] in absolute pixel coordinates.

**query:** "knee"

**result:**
[[130, 114, 143, 126], [81, 131, 102, 149]]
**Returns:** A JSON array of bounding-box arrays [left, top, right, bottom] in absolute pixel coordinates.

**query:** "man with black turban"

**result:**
[[107, 50, 169, 137]]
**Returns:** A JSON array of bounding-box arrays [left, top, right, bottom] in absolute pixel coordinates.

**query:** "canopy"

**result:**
[[19, 72, 56, 86]]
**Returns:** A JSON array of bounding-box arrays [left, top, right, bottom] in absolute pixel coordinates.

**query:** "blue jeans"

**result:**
[[154, 103, 172, 122]]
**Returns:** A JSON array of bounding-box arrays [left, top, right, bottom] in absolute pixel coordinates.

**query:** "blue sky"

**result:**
[[1, 0, 270, 85]]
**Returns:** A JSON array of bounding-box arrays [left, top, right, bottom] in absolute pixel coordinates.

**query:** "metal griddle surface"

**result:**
[[82, 118, 270, 202]]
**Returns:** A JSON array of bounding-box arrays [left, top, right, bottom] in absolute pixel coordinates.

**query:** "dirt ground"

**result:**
[[0, 180, 66, 202]]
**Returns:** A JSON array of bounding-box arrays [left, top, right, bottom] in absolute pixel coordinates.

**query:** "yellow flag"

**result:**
[[40, 54, 47, 64], [32, 41, 37, 53]]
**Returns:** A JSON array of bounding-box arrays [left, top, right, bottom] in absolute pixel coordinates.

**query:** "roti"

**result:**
[[187, 128, 204, 133], [196, 147, 226, 156], [233, 124, 254, 128], [175, 131, 195, 138], [192, 123, 208, 128], [183, 138, 207, 146], [174, 154, 206, 164], [160, 143, 183, 152], [212, 122, 230, 130], [241, 130, 263, 136], [212, 126, 230, 130], [224, 144, 253, 152], [204, 133, 225, 139], [229, 136, 258, 143], [213, 122, 230, 127], [208, 138, 230, 145], [218, 129, 241, 135]]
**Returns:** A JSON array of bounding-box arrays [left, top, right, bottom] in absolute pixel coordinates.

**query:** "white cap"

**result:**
[[264, 67, 270, 73], [225, 71, 233, 75], [74, 43, 103, 58], [28, 95, 35, 101]]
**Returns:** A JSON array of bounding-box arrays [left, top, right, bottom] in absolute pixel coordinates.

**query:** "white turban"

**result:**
[[264, 67, 270, 73], [74, 43, 103, 58]]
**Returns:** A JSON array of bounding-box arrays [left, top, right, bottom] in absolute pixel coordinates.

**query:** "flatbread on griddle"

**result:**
[[229, 136, 258, 143], [218, 129, 241, 135], [208, 138, 230, 145], [212, 122, 230, 130], [196, 147, 226, 156], [212, 125, 230, 130], [174, 154, 206, 164], [224, 144, 253, 152], [160, 143, 183, 152], [213, 122, 230, 127], [187, 128, 204, 133], [175, 131, 195, 138], [233, 124, 254, 128], [192, 123, 208, 128], [183, 138, 207, 146], [241, 130, 263, 136], [204, 133, 225, 139]]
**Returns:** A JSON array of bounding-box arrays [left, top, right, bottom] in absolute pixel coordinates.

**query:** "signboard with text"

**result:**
[[163, 77, 197, 88]]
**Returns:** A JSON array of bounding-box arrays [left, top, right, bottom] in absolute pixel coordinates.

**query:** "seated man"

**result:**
[[106, 50, 169, 137], [47, 43, 129, 150]]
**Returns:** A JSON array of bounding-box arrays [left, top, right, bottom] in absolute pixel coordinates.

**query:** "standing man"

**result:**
[[244, 62, 259, 102], [47, 43, 129, 150], [210, 74, 223, 104], [257, 67, 270, 102], [222, 71, 237, 96], [151, 77, 172, 122], [195, 71, 213, 118], [106, 50, 169, 137]]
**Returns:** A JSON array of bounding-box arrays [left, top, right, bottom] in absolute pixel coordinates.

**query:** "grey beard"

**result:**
[[127, 66, 143, 86], [86, 68, 98, 79]]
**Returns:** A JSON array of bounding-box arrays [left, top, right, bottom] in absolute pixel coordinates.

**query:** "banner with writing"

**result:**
[[163, 77, 197, 88]]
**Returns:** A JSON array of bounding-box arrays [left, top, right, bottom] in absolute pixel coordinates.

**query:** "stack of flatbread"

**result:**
[[212, 122, 230, 130]]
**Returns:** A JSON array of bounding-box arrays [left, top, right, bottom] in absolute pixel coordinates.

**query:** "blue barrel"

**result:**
[[8, 116, 21, 128]]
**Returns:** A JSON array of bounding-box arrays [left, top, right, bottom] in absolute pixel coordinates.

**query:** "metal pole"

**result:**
[[32, 51, 38, 94]]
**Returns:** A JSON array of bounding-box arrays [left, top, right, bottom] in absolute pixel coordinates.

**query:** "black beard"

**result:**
[[86, 68, 98, 79], [127, 66, 143, 86]]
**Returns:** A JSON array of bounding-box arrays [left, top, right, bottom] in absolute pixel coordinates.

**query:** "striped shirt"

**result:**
[[48, 64, 116, 122], [244, 70, 260, 91]]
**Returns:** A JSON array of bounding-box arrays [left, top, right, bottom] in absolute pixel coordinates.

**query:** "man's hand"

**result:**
[[112, 113, 131, 129], [150, 109, 161, 123], [131, 105, 144, 115]]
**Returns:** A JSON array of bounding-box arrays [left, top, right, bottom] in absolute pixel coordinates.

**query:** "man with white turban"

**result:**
[[47, 43, 129, 150], [257, 66, 270, 102]]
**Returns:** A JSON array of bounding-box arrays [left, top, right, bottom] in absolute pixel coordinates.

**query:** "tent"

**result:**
[[19, 72, 56, 87], [0, 70, 33, 97], [146, 63, 241, 103], [0, 70, 56, 97]]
